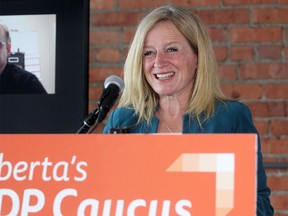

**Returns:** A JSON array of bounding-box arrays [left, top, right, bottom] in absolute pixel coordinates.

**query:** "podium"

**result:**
[[0, 134, 257, 215]]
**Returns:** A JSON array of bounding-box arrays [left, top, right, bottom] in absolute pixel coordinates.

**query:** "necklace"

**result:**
[[163, 121, 173, 133], [157, 110, 180, 133]]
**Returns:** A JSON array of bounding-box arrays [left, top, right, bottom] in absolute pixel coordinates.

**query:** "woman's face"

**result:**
[[143, 21, 198, 98]]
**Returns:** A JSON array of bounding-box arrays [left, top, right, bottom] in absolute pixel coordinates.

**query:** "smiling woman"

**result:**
[[142, 20, 197, 133], [103, 5, 274, 215], [143, 21, 198, 121]]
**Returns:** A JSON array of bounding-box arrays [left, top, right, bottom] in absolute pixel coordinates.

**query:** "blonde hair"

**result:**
[[119, 5, 225, 123]]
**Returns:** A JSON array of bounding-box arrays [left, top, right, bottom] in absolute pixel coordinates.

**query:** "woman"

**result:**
[[103, 5, 273, 215]]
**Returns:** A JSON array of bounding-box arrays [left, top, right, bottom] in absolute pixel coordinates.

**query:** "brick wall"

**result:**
[[89, 0, 288, 214]]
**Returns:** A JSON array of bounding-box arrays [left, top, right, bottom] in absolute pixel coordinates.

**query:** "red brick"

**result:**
[[247, 101, 287, 117], [88, 102, 97, 113], [270, 194, 288, 210], [254, 120, 269, 135], [231, 46, 254, 61], [223, 0, 275, 5], [285, 46, 288, 61], [89, 85, 103, 100], [89, 67, 123, 82], [89, 48, 95, 63], [230, 27, 282, 43], [265, 83, 288, 99], [214, 46, 227, 62], [221, 83, 263, 99], [261, 138, 288, 154], [218, 65, 237, 80], [171, 0, 221, 6], [96, 48, 121, 62], [273, 213, 288, 216], [271, 120, 288, 135], [264, 157, 288, 164], [240, 63, 288, 79], [124, 28, 135, 44], [258, 45, 282, 59], [91, 12, 142, 26], [119, 0, 168, 8], [90, 30, 121, 45], [252, 8, 288, 23], [268, 176, 288, 191], [207, 28, 226, 42], [122, 48, 129, 60], [90, 0, 114, 10], [92, 123, 104, 133], [197, 9, 249, 25]]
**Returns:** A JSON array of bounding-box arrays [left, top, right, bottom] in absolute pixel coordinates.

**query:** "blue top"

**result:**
[[104, 100, 274, 215]]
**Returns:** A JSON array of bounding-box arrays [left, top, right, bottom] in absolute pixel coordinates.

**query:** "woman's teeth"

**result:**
[[155, 72, 174, 80]]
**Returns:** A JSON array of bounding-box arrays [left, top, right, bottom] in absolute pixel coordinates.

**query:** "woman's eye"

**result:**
[[144, 51, 153, 56], [167, 48, 178, 52]]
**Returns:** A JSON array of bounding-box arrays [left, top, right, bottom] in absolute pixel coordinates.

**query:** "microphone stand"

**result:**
[[86, 118, 101, 134], [76, 94, 106, 134], [76, 108, 100, 134], [77, 78, 123, 134]]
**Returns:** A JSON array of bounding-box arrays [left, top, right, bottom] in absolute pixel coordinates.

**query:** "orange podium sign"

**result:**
[[0, 134, 257, 216]]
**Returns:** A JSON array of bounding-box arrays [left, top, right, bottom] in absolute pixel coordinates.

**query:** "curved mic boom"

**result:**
[[77, 75, 124, 134]]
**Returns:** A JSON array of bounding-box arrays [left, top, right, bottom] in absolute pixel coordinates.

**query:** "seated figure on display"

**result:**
[[0, 23, 47, 94]]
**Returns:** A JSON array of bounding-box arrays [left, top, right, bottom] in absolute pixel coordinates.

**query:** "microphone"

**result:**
[[96, 75, 124, 124], [77, 75, 124, 134]]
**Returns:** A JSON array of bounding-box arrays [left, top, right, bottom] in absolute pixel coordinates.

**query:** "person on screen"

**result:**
[[0, 23, 47, 94], [103, 5, 274, 215]]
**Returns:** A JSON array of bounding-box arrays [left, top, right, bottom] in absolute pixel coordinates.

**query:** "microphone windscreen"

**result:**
[[104, 75, 124, 93]]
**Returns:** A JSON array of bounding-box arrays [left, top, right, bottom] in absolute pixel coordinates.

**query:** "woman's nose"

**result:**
[[154, 52, 167, 69]]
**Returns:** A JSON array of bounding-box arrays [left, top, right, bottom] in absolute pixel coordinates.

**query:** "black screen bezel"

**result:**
[[0, 0, 89, 133]]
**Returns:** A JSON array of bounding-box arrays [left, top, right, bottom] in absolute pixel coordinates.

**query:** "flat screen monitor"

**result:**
[[0, 0, 89, 133]]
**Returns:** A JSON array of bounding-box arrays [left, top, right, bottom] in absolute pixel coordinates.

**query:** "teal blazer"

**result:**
[[104, 100, 274, 215]]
